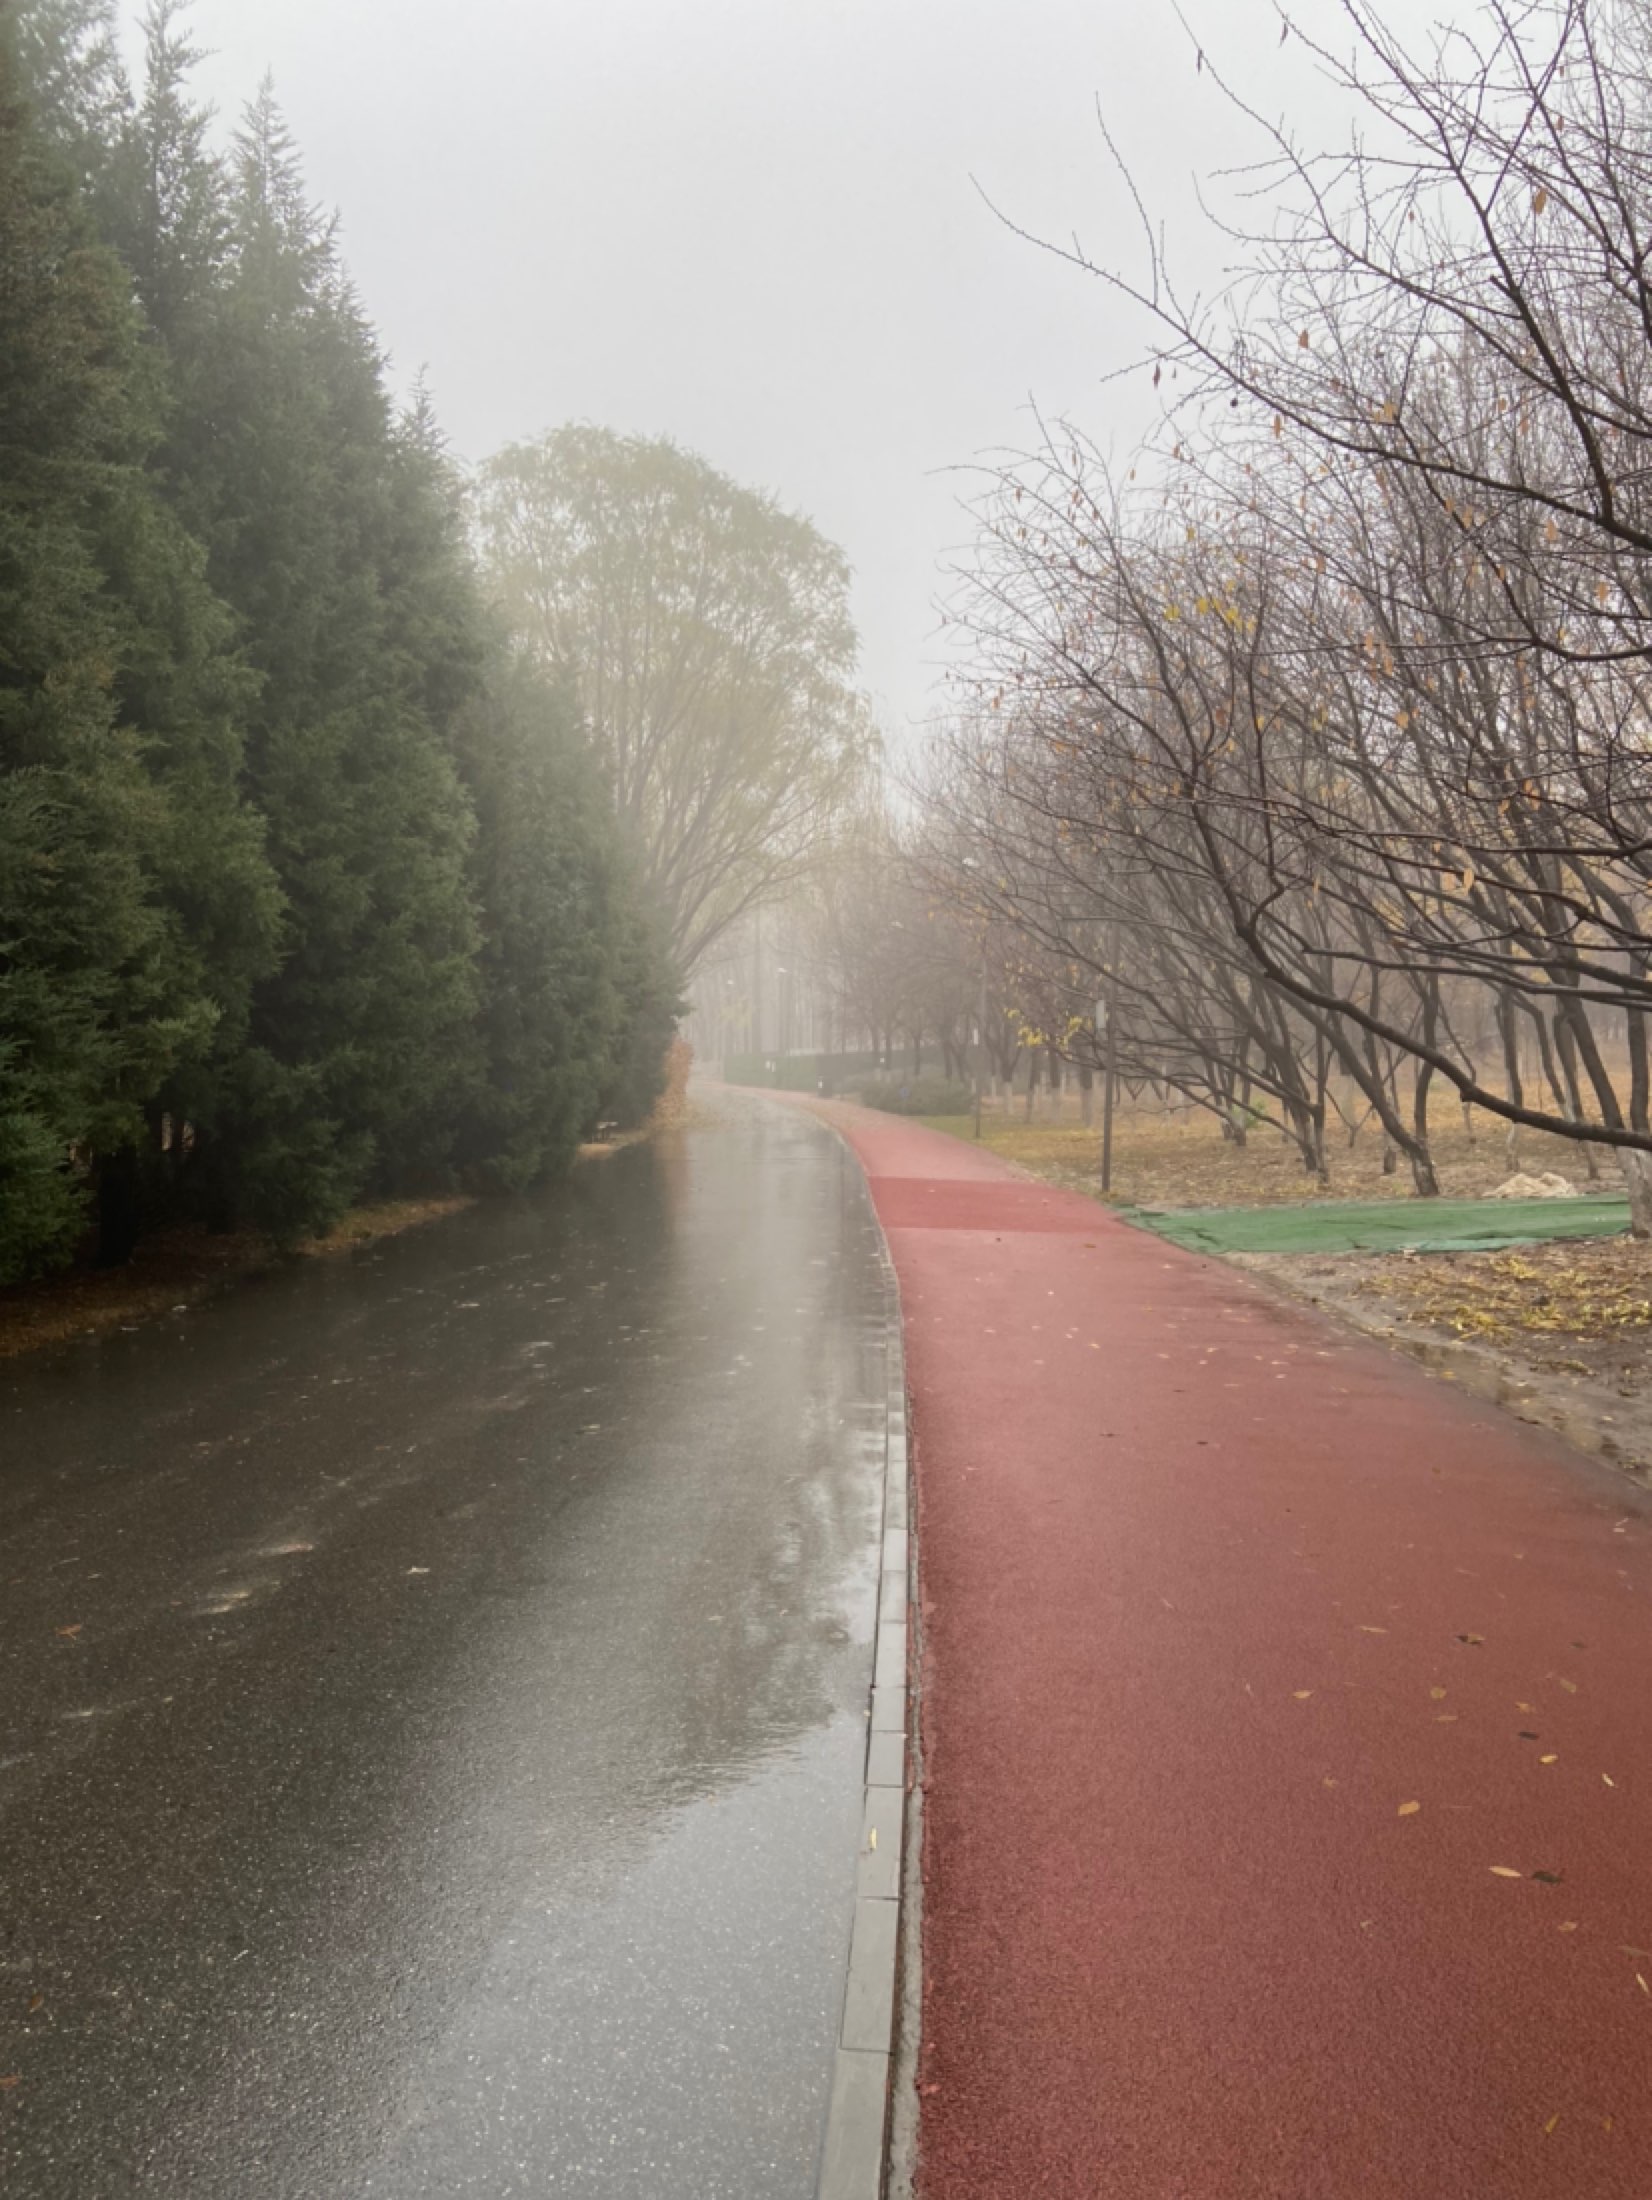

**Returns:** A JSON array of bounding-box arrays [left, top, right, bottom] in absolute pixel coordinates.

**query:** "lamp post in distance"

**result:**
[[960, 857, 987, 1140], [1098, 922, 1120, 1195]]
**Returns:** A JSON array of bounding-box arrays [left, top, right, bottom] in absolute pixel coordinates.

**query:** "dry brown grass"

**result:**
[[292, 1196, 472, 1256], [922, 1101, 1610, 1211]]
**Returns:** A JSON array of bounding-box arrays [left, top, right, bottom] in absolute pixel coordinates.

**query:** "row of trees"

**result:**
[[0, 3, 678, 1281], [905, 0, 1652, 1231]]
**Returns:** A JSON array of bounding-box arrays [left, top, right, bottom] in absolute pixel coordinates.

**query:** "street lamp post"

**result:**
[[1099, 921, 1120, 1196], [974, 951, 987, 1140], [960, 857, 987, 1141]]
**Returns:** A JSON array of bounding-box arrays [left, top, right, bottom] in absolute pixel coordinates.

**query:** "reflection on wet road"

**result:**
[[0, 1097, 888, 2197]]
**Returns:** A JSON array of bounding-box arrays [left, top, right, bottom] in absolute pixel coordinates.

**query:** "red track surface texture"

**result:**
[[811, 1101, 1652, 2199]]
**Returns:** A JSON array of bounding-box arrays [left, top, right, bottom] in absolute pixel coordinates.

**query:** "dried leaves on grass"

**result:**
[[1364, 1243, 1652, 1353]]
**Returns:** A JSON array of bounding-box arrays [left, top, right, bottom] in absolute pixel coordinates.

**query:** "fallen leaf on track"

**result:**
[[1490, 1866, 1524, 1878], [1558, 1921, 1578, 1933], [1541, 1753, 1558, 1764], [1544, 2112, 1561, 2136], [1430, 1686, 1448, 1701], [55, 1624, 81, 1639], [1398, 1801, 1421, 1817], [1603, 1774, 1616, 1787], [1292, 1690, 1314, 1700], [1357, 1625, 1388, 1635], [1557, 1677, 1578, 1694]]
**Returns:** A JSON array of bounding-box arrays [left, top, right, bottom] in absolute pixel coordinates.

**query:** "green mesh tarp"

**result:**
[[1126, 1195, 1631, 1257]]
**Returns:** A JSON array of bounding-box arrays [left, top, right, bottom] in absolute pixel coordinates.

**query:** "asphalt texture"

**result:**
[[801, 1101, 1652, 2200], [0, 1099, 889, 2198]]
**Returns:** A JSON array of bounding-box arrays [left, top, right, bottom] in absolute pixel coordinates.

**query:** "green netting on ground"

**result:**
[[1126, 1196, 1631, 1257]]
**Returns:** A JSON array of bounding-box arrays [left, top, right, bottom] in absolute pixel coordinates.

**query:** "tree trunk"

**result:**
[[96, 1147, 141, 1268], [1498, 993, 1523, 1172], [1619, 1150, 1652, 1240], [1410, 1066, 1440, 1197]]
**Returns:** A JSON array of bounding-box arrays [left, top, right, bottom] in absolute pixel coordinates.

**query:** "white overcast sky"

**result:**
[[133, 0, 1455, 737]]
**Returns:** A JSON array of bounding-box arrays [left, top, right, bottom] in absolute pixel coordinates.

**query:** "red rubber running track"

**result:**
[[807, 1100, 1652, 2199]]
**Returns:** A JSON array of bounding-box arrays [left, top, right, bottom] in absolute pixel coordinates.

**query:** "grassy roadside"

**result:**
[[914, 1107, 1622, 1209], [0, 1195, 475, 1362], [3, 1049, 702, 1364]]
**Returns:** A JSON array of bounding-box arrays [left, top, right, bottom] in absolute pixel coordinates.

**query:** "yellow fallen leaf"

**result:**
[[1604, 2116, 1614, 2132], [1544, 2112, 1560, 2135], [1436, 1713, 1459, 1723], [1541, 1754, 1558, 1764], [1558, 1677, 1578, 1694], [1490, 1866, 1523, 1878], [1322, 1776, 1337, 1788], [1638, 1974, 1649, 1996], [1603, 1774, 1615, 1787], [1357, 1625, 1388, 1634], [1429, 1686, 1448, 1701], [868, 1828, 878, 1851], [1516, 1701, 1536, 1713], [1558, 1921, 1578, 1932], [1398, 1801, 1421, 1817], [1292, 1690, 1314, 1700]]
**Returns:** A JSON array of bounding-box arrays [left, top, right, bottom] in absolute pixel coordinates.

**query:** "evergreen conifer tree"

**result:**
[[0, 18, 276, 1274], [153, 86, 482, 1237]]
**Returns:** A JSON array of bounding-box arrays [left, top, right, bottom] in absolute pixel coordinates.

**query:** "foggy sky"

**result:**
[[143, 0, 1452, 739]]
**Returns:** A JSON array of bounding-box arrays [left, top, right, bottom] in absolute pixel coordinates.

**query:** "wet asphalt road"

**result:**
[[0, 1098, 889, 2198]]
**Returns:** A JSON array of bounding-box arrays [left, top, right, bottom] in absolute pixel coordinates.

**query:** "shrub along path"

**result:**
[[798, 1097, 1652, 2199]]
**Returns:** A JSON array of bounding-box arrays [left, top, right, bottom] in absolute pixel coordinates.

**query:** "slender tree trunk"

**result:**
[[1409, 1067, 1441, 1196], [1619, 1151, 1652, 1239], [1498, 993, 1523, 1171], [96, 1147, 141, 1268], [1554, 1002, 1605, 1180], [1409, 985, 1442, 1197]]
